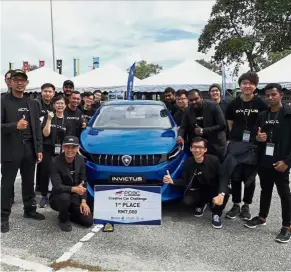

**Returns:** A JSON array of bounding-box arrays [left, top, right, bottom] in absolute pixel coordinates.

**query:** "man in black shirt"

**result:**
[[177, 89, 227, 161], [81, 92, 96, 123], [65, 91, 86, 138], [50, 136, 93, 232], [92, 90, 102, 110], [163, 137, 229, 228], [164, 87, 179, 116], [4, 70, 13, 94], [173, 89, 188, 127], [1, 69, 45, 233], [35, 83, 55, 192], [225, 72, 268, 221], [63, 80, 74, 105], [245, 83, 291, 243]]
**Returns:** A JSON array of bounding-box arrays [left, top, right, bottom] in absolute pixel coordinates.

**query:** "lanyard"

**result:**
[[267, 110, 280, 142], [54, 117, 65, 144], [240, 99, 253, 129]]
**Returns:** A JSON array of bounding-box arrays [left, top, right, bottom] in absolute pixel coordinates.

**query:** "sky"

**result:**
[[1, 0, 221, 78]]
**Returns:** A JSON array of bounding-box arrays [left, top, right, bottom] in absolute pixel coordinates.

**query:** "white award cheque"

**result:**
[[93, 185, 162, 225]]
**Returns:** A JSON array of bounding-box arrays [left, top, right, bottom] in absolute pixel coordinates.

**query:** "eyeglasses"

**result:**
[[191, 145, 206, 150], [11, 78, 27, 83], [176, 97, 187, 102]]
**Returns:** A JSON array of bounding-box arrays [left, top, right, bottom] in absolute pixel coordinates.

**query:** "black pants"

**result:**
[[1, 142, 37, 221], [50, 193, 93, 227], [39, 145, 54, 197], [183, 186, 229, 216], [35, 163, 41, 189], [231, 164, 256, 204], [258, 167, 291, 227]]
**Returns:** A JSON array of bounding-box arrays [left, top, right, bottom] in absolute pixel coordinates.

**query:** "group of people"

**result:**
[[1, 69, 103, 233], [1, 69, 291, 243], [163, 72, 291, 243]]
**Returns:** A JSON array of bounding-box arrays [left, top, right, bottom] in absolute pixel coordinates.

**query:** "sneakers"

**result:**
[[244, 216, 266, 228], [39, 196, 48, 208], [275, 227, 291, 243], [226, 204, 240, 219], [1, 221, 9, 233], [23, 211, 45, 220], [59, 220, 72, 232], [194, 204, 207, 217], [240, 204, 251, 220], [212, 214, 222, 229]]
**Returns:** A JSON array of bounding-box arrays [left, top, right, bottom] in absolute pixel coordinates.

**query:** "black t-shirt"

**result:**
[[191, 164, 204, 188], [65, 107, 83, 137], [16, 96, 33, 140], [226, 96, 268, 141], [41, 116, 67, 146], [259, 110, 281, 167], [67, 161, 75, 182], [195, 108, 204, 128], [82, 107, 95, 123], [173, 108, 185, 126]]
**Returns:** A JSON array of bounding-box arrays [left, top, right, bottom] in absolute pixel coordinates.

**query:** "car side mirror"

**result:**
[[160, 109, 168, 118]]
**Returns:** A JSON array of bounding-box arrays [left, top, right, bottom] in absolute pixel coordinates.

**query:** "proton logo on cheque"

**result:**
[[115, 190, 140, 197]]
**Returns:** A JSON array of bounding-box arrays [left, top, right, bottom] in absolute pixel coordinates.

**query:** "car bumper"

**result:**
[[85, 152, 187, 201]]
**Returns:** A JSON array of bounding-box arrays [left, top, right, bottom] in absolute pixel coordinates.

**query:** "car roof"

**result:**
[[103, 100, 165, 106]]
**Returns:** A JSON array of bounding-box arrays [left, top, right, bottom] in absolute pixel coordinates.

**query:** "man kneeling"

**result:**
[[50, 136, 93, 232], [163, 137, 229, 228]]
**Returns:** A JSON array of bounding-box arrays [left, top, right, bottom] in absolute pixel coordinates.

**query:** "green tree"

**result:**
[[198, 0, 291, 72], [130, 60, 163, 80], [256, 50, 291, 70], [196, 59, 222, 75], [28, 64, 39, 71]]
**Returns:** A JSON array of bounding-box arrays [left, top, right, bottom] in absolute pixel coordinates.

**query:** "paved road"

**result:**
[[1, 177, 290, 271]]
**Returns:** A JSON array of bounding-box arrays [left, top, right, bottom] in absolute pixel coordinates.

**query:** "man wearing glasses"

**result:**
[[163, 137, 229, 228], [1, 69, 45, 233], [174, 89, 188, 127]]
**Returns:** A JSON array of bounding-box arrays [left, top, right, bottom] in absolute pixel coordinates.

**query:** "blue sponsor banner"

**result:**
[[93, 185, 162, 225], [126, 62, 135, 100], [93, 57, 99, 68]]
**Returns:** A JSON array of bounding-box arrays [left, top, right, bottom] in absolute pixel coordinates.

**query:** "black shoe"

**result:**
[[275, 227, 291, 243], [240, 204, 251, 220], [24, 211, 45, 221], [194, 204, 207, 217], [226, 204, 240, 219], [59, 220, 72, 232], [212, 214, 222, 229], [1, 221, 9, 233], [244, 216, 266, 229]]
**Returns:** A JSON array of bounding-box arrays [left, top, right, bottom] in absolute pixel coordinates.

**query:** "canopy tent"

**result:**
[[257, 54, 291, 89], [132, 60, 223, 93], [72, 63, 142, 92]]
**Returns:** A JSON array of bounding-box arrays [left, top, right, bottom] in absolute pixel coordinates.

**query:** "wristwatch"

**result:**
[[200, 128, 203, 135], [220, 192, 225, 196]]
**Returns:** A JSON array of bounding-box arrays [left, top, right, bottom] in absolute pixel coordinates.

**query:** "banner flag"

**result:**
[[73, 59, 77, 76], [126, 62, 135, 100], [93, 57, 99, 69], [56, 59, 62, 74], [39, 60, 45, 68], [9, 62, 14, 70], [221, 61, 226, 99], [23, 61, 29, 73], [77, 59, 80, 75]]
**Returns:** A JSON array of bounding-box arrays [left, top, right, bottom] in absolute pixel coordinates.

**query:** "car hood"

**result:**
[[80, 128, 177, 155]]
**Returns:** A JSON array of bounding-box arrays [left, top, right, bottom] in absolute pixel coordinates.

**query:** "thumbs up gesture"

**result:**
[[256, 127, 267, 142], [47, 110, 54, 120], [163, 170, 174, 184], [72, 180, 87, 195], [17, 115, 28, 130]]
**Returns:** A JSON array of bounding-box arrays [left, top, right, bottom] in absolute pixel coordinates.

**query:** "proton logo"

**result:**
[[121, 155, 132, 166]]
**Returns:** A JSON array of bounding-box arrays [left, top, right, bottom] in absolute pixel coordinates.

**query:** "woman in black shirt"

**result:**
[[39, 96, 71, 208]]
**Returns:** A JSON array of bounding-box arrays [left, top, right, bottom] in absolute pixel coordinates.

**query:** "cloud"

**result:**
[[1, 0, 216, 78]]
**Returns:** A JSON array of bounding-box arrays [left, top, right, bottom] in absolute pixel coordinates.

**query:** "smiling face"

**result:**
[[240, 80, 256, 96], [190, 140, 207, 161], [176, 94, 188, 109], [188, 92, 203, 109], [53, 98, 66, 113], [63, 144, 79, 159], [10, 74, 29, 93], [209, 87, 221, 101], [84, 95, 94, 107], [69, 93, 81, 108], [42, 87, 55, 103], [265, 88, 282, 107]]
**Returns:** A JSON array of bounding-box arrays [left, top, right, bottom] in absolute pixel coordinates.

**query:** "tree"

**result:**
[[198, 0, 291, 73], [196, 59, 222, 75], [130, 60, 163, 80], [256, 49, 291, 70], [28, 64, 38, 71]]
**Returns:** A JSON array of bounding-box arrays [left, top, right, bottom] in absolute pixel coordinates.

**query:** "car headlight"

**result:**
[[168, 143, 184, 160]]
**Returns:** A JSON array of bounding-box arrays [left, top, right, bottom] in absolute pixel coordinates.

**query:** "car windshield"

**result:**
[[92, 104, 172, 129]]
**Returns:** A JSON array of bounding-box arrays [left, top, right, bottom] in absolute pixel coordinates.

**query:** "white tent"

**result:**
[[133, 60, 223, 92], [24, 67, 69, 92], [258, 54, 291, 88], [73, 64, 142, 92]]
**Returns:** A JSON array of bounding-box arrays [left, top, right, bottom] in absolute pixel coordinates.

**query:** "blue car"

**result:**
[[79, 100, 187, 203]]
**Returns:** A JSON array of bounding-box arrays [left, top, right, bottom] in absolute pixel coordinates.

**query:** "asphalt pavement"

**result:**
[[1, 176, 290, 271]]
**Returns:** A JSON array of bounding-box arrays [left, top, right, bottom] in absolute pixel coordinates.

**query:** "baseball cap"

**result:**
[[63, 136, 79, 146], [63, 80, 74, 88], [10, 69, 28, 80]]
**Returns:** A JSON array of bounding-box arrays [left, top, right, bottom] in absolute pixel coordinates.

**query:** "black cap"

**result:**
[[63, 136, 79, 146], [63, 80, 74, 88], [10, 69, 28, 80]]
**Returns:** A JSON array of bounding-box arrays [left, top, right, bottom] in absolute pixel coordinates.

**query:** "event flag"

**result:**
[[39, 60, 45, 68], [126, 62, 136, 100], [9, 62, 14, 70], [93, 57, 99, 69], [56, 59, 63, 74], [23, 61, 29, 73], [221, 61, 226, 99]]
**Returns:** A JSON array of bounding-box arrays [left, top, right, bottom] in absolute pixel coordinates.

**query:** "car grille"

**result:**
[[90, 154, 162, 166]]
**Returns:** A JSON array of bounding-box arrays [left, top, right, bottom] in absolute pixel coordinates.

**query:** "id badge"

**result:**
[[54, 144, 61, 155], [265, 143, 275, 156], [242, 130, 251, 143]]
